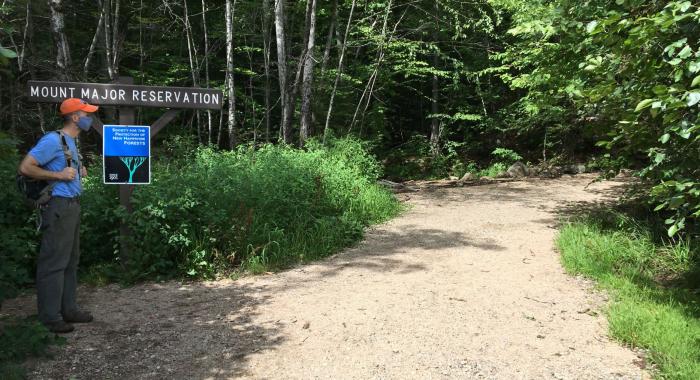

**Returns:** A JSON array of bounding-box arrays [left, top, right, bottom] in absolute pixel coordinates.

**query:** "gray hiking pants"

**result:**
[[36, 196, 81, 323]]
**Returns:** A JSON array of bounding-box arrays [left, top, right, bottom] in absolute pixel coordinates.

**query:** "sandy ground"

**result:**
[[3, 174, 650, 379]]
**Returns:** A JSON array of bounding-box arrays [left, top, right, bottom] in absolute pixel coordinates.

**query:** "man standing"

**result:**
[[18, 98, 98, 333]]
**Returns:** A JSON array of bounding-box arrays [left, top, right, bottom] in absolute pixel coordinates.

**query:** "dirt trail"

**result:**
[[4, 174, 649, 379]]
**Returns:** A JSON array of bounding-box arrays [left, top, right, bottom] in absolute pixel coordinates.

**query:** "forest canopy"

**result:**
[[0, 0, 698, 236]]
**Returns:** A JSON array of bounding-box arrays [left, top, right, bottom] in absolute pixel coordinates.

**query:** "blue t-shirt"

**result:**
[[28, 132, 82, 197]]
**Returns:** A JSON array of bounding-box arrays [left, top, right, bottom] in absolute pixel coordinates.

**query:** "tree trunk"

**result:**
[[225, 0, 237, 149], [48, 0, 71, 80], [430, 69, 440, 157], [299, 0, 317, 146], [103, 0, 116, 80], [183, 0, 202, 143], [274, 0, 290, 143], [350, 0, 394, 133], [429, 3, 440, 157], [323, 0, 356, 143], [262, 0, 272, 142], [320, 0, 337, 77], [201, 0, 213, 145], [84, 0, 105, 78]]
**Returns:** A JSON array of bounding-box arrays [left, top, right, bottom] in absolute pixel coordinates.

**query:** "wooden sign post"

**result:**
[[27, 77, 223, 266]]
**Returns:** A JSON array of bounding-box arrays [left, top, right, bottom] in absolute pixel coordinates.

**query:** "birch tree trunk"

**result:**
[[103, 0, 116, 80], [225, 0, 237, 149], [84, 0, 105, 78], [274, 0, 290, 143], [48, 0, 71, 80], [299, 0, 317, 146], [262, 0, 272, 142], [201, 0, 213, 145], [323, 0, 356, 143], [320, 0, 337, 77], [183, 0, 202, 142]]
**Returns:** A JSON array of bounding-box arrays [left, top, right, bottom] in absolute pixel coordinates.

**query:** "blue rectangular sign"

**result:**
[[103, 125, 151, 185]]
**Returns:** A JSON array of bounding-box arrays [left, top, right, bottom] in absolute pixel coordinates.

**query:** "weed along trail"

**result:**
[[8, 175, 648, 379]]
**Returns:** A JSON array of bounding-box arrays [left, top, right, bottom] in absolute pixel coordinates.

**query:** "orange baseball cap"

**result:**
[[60, 98, 99, 115]]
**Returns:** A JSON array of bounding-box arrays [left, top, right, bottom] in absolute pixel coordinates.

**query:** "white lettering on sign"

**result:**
[[28, 81, 222, 109], [111, 128, 148, 146]]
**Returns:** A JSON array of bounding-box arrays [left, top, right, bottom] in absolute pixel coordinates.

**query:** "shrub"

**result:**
[[0, 133, 37, 306], [80, 137, 401, 281]]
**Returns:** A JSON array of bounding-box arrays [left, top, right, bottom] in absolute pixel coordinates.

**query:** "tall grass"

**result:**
[[557, 214, 700, 379], [80, 137, 401, 281]]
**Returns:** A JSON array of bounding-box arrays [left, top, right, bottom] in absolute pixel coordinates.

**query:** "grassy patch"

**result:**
[[557, 217, 700, 379], [0, 317, 65, 379]]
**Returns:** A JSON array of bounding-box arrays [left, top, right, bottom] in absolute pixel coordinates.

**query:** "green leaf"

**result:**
[[0, 47, 17, 59], [586, 21, 598, 34], [634, 99, 655, 112], [687, 92, 700, 106], [692, 76, 700, 88], [660, 133, 671, 143], [654, 152, 666, 164], [678, 45, 693, 59], [668, 224, 679, 237], [652, 85, 668, 95]]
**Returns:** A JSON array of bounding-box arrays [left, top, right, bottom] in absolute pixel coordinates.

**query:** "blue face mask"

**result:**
[[77, 116, 93, 131]]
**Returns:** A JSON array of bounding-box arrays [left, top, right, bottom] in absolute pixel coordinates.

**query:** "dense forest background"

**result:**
[[0, 0, 698, 284]]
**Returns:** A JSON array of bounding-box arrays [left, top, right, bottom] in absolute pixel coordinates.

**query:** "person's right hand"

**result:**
[[57, 167, 77, 181]]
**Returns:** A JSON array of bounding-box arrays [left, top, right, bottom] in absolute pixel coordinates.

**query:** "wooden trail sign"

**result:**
[[28, 80, 223, 110], [27, 78, 223, 266]]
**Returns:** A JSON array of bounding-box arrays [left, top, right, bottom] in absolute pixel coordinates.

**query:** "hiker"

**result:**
[[18, 98, 98, 333]]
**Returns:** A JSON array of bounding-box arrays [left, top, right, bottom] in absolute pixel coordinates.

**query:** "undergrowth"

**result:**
[[80, 136, 402, 282], [0, 317, 64, 379], [557, 210, 700, 379]]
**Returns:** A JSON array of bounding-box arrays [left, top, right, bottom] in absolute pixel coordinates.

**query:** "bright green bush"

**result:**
[[80, 137, 401, 281]]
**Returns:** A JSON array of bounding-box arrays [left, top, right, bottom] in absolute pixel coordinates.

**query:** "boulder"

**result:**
[[460, 172, 475, 181], [495, 171, 510, 178], [507, 161, 529, 178], [562, 164, 587, 174]]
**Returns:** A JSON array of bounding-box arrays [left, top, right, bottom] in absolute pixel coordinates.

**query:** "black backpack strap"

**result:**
[[56, 130, 73, 168]]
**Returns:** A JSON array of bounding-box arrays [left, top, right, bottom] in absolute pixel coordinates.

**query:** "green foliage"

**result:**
[[497, 0, 700, 236], [0, 132, 37, 306], [557, 214, 700, 379], [81, 137, 401, 281], [0, 317, 65, 380], [478, 162, 508, 178], [490, 147, 522, 164]]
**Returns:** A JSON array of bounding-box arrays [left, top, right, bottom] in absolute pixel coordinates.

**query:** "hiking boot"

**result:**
[[43, 320, 75, 334], [63, 310, 94, 323]]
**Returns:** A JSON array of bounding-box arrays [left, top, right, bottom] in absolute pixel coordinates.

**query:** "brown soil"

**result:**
[[3, 174, 650, 379]]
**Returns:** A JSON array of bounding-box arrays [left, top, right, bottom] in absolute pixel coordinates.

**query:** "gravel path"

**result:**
[[4, 174, 649, 379]]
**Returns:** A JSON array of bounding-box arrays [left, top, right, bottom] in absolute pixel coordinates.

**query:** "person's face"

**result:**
[[69, 111, 88, 124]]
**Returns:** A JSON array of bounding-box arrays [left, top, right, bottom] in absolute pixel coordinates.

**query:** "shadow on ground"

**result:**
[[3, 282, 284, 379]]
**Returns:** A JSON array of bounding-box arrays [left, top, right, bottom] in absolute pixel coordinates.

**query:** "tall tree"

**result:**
[[48, 0, 71, 80], [274, 0, 291, 143], [323, 0, 356, 142], [429, 3, 440, 157], [225, 0, 237, 148], [299, 0, 317, 145]]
